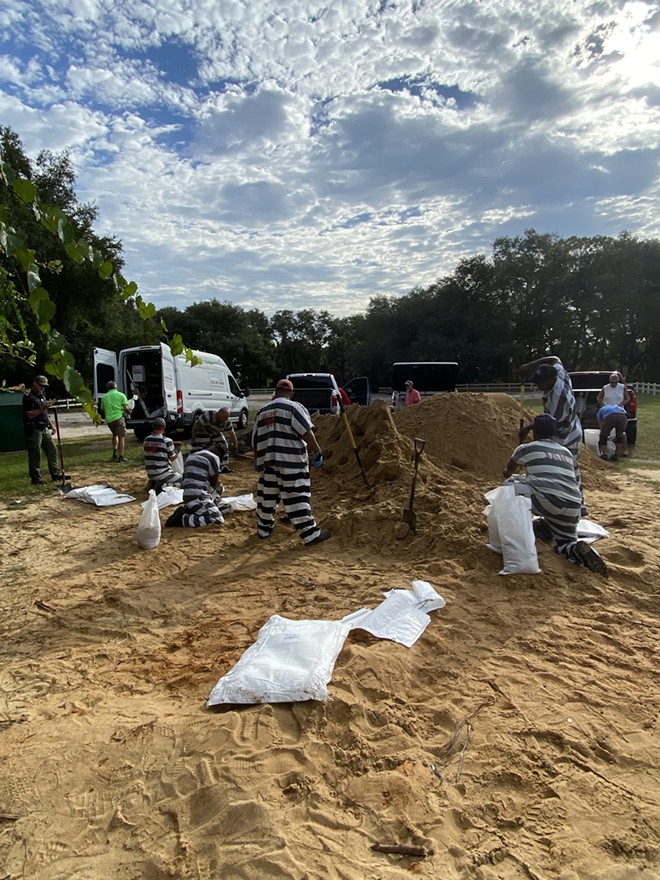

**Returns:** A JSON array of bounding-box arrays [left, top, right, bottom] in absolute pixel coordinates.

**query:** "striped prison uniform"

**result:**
[[510, 439, 582, 562], [190, 410, 231, 464], [251, 397, 321, 544], [181, 449, 225, 528], [542, 362, 585, 507], [143, 433, 182, 486]]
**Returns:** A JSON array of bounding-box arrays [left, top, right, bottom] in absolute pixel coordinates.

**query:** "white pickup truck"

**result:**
[[286, 373, 371, 414]]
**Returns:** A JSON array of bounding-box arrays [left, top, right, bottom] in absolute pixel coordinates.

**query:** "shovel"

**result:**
[[338, 399, 370, 488], [402, 437, 425, 532], [52, 408, 73, 494]]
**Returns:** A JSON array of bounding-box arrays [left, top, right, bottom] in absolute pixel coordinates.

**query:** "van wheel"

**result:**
[[238, 410, 248, 430]]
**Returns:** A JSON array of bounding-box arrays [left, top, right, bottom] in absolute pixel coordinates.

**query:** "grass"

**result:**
[[529, 392, 660, 468], [0, 433, 146, 500]]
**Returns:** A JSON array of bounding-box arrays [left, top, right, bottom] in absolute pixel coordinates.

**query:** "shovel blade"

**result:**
[[58, 482, 74, 495], [402, 507, 417, 531]]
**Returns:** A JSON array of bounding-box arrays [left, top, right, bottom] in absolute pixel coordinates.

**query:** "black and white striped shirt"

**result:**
[[143, 434, 176, 479], [543, 363, 582, 447], [182, 449, 221, 501], [511, 439, 581, 503], [252, 398, 313, 471]]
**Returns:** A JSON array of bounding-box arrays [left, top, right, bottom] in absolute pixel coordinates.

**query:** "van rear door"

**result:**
[[93, 347, 118, 405], [160, 343, 178, 414]]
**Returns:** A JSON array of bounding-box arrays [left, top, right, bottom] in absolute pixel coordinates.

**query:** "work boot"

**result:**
[[118, 455, 125, 463], [306, 528, 332, 546], [575, 541, 608, 576], [165, 506, 185, 528], [112, 450, 118, 461], [31, 478, 47, 485]]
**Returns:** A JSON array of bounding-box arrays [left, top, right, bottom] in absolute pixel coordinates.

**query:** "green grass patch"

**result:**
[[0, 434, 146, 501]]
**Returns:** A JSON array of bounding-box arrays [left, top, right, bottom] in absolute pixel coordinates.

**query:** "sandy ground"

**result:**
[[0, 393, 658, 880]]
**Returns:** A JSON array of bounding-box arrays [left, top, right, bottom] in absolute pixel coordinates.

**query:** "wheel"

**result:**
[[625, 421, 637, 446], [237, 409, 249, 430]]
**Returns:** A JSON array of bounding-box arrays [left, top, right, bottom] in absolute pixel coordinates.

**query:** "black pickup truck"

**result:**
[[287, 373, 341, 414]]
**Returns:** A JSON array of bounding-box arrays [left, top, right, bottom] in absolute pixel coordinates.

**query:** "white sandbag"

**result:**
[[64, 484, 136, 506], [496, 490, 541, 575], [171, 452, 184, 476], [483, 483, 515, 554], [577, 518, 609, 542], [223, 493, 257, 511], [137, 489, 162, 550], [342, 580, 446, 648], [140, 485, 184, 510], [207, 615, 350, 705]]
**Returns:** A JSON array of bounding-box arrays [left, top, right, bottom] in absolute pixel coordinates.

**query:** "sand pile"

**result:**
[[310, 394, 616, 558]]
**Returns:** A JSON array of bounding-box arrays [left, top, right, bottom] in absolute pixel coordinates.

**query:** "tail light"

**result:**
[[627, 393, 637, 417], [332, 393, 339, 411], [176, 390, 183, 414]]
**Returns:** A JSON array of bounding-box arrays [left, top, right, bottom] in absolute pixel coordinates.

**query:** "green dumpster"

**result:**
[[0, 390, 27, 452]]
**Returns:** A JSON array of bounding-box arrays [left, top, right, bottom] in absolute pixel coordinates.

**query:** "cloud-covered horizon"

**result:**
[[2, 0, 658, 317]]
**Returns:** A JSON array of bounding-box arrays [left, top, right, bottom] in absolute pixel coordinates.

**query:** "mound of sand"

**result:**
[[0, 393, 657, 880]]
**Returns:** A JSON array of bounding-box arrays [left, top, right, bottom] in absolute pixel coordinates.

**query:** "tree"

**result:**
[[0, 127, 194, 413]]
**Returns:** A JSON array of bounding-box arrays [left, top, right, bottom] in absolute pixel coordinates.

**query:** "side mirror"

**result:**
[[242, 387, 251, 397]]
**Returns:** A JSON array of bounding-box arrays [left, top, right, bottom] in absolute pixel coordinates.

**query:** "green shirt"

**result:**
[[102, 388, 129, 423]]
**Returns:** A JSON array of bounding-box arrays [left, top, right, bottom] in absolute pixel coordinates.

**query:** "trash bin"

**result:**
[[0, 390, 27, 452]]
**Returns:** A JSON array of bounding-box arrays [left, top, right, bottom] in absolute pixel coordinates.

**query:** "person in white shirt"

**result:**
[[597, 373, 630, 408]]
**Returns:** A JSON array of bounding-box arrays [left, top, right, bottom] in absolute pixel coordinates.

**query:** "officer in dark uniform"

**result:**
[[22, 375, 66, 485]]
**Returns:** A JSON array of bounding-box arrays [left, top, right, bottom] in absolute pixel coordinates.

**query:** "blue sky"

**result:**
[[1, 0, 659, 317]]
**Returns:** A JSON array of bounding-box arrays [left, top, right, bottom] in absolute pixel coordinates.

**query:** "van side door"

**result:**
[[93, 347, 118, 410]]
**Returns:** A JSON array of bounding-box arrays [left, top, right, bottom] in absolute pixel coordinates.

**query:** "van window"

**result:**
[[228, 374, 242, 396]]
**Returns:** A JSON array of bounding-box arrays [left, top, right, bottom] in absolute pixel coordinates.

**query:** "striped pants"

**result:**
[[256, 467, 320, 544], [182, 492, 224, 528], [566, 440, 585, 508], [531, 490, 581, 562]]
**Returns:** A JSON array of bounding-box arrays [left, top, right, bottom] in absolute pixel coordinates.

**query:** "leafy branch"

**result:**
[[0, 155, 199, 421]]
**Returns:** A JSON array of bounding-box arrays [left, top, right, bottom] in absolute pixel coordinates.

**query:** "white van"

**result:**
[[94, 344, 250, 439]]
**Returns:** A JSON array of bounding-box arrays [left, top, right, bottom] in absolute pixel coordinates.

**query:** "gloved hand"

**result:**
[[312, 451, 324, 468]]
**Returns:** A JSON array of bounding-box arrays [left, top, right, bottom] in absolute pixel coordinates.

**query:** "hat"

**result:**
[[405, 379, 414, 386], [34, 375, 49, 386], [532, 414, 558, 436], [530, 364, 557, 385], [152, 417, 166, 428], [276, 379, 294, 390]]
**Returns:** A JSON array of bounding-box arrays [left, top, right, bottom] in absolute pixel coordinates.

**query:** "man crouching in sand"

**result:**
[[503, 414, 608, 575]]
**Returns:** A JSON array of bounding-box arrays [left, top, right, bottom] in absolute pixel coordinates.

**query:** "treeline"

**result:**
[[158, 230, 660, 386], [3, 125, 660, 393]]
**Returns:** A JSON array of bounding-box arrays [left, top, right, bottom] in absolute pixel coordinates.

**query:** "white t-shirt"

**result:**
[[601, 383, 625, 406]]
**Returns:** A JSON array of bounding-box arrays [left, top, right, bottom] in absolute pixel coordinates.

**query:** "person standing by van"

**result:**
[[101, 381, 132, 462], [252, 379, 331, 546], [190, 407, 237, 472]]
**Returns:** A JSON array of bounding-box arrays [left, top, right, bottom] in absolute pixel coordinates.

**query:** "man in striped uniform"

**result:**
[[252, 379, 331, 546], [520, 355, 587, 516], [190, 407, 237, 472], [143, 418, 182, 492], [166, 441, 228, 528], [504, 414, 608, 575]]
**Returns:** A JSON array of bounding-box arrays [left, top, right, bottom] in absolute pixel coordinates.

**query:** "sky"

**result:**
[[1, 0, 659, 319]]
